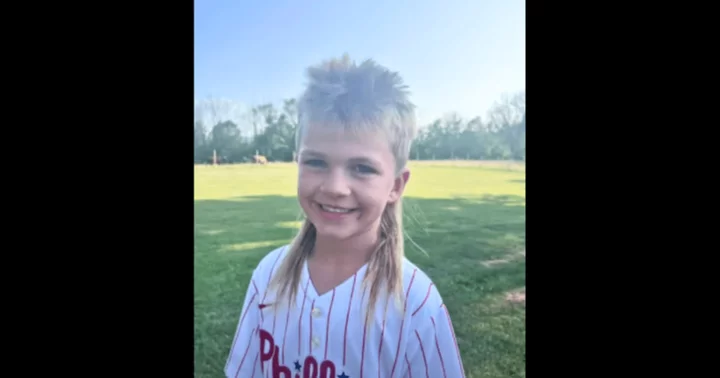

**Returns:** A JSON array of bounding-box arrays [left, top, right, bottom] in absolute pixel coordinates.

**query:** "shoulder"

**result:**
[[400, 258, 444, 320], [255, 244, 291, 271], [249, 244, 291, 287]]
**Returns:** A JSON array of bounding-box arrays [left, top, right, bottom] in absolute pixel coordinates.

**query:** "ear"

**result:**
[[388, 168, 410, 204]]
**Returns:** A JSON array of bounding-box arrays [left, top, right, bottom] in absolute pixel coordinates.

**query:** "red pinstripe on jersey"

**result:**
[[252, 280, 263, 323], [442, 304, 465, 377], [430, 317, 447, 378], [414, 330, 430, 378], [225, 292, 257, 371], [404, 353, 412, 378], [297, 280, 310, 356], [264, 252, 283, 293], [281, 306, 291, 364], [359, 285, 369, 378], [233, 326, 257, 378], [411, 283, 433, 317], [377, 295, 390, 378], [324, 288, 336, 360], [250, 352, 259, 378], [390, 268, 417, 377], [343, 273, 358, 366], [271, 309, 277, 335], [263, 252, 282, 331]]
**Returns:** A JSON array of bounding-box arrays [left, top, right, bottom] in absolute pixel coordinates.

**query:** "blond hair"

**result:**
[[268, 54, 417, 325]]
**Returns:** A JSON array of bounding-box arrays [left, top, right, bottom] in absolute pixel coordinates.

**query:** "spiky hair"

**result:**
[[296, 54, 417, 173]]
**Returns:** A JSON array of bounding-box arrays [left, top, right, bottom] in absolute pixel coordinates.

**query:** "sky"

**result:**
[[194, 0, 525, 128]]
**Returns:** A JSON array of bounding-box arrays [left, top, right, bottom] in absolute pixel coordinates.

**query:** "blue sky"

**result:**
[[194, 0, 525, 126]]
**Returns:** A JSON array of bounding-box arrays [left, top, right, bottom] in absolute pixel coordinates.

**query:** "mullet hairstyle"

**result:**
[[268, 54, 417, 326]]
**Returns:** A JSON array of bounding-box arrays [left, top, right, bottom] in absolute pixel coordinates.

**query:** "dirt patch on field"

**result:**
[[505, 288, 526, 304], [481, 258, 511, 267], [480, 249, 525, 268]]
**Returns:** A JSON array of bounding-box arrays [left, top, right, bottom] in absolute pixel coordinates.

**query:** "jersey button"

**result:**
[[312, 336, 320, 348], [311, 307, 322, 317]]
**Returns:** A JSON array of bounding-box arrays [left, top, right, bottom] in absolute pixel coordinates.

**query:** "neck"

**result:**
[[311, 225, 380, 267]]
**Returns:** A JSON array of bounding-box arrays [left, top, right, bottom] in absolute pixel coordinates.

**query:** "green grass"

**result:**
[[195, 161, 526, 378]]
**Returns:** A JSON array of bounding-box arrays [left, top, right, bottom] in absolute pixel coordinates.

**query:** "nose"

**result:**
[[319, 169, 351, 197]]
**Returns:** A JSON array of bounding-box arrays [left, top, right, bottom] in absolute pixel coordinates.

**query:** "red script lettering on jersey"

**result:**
[[259, 329, 338, 378]]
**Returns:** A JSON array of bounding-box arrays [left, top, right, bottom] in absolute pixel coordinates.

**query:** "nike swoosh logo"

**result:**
[[258, 303, 270, 309]]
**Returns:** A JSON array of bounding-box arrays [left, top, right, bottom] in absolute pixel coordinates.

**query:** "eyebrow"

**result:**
[[300, 150, 381, 167], [299, 150, 327, 158], [347, 157, 381, 167]]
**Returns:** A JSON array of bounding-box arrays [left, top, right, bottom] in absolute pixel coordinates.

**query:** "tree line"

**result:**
[[194, 91, 525, 164]]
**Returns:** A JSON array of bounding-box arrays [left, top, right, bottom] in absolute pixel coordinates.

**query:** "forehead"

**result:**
[[299, 125, 394, 162]]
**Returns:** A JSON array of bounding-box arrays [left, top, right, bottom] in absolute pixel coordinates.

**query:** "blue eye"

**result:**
[[354, 164, 377, 174], [302, 159, 326, 168]]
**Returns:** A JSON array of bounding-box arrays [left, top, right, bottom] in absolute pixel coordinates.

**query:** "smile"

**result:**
[[318, 203, 357, 213]]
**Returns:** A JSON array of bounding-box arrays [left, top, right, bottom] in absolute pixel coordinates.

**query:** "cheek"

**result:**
[[357, 181, 394, 207], [297, 173, 314, 195], [297, 171, 330, 196]]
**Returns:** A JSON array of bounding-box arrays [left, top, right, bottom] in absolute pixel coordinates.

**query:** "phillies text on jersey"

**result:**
[[224, 245, 466, 378]]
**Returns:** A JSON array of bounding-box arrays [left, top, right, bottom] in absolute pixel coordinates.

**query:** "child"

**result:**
[[225, 55, 466, 378]]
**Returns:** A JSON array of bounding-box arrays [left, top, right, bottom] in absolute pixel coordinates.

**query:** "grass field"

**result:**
[[194, 161, 526, 378]]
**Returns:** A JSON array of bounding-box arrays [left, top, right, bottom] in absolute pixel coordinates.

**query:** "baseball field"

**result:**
[[194, 161, 526, 378]]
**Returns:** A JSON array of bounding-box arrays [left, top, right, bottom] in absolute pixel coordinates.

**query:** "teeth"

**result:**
[[321, 204, 352, 213]]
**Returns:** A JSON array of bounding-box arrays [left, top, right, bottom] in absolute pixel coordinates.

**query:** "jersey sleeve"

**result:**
[[224, 271, 262, 378], [407, 302, 466, 378]]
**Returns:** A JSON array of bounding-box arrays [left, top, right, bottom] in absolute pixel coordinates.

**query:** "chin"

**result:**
[[312, 225, 356, 241], [308, 213, 361, 241]]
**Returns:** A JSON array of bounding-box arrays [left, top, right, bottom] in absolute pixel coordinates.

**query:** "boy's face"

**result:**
[[297, 126, 409, 242]]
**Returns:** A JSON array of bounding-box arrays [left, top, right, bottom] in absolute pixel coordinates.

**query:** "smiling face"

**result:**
[[297, 125, 409, 242]]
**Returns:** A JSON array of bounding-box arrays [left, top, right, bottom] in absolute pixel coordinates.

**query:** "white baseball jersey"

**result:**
[[225, 245, 466, 378]]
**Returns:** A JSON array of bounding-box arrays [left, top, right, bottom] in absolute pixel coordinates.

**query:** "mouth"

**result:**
[[317, 203, 357, 214]]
